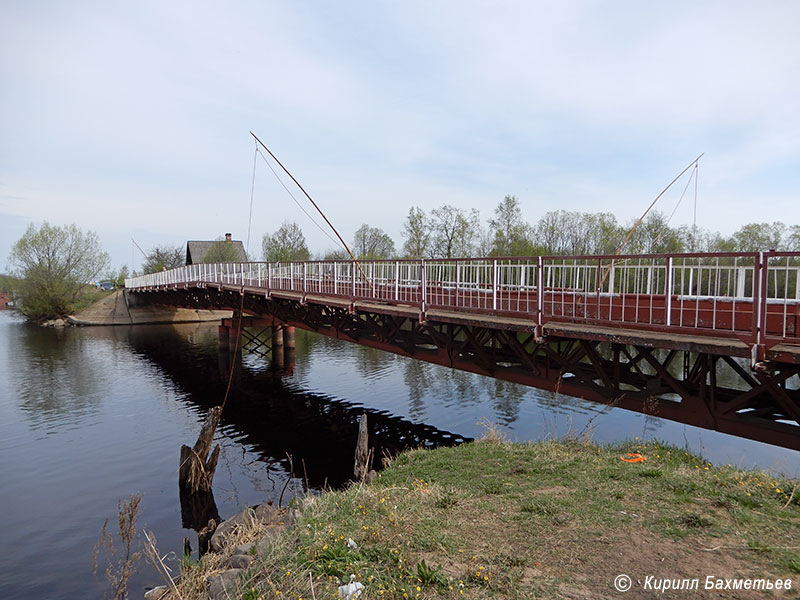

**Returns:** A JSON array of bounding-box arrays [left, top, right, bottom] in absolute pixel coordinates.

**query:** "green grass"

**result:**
[[70, 286, 114, 314], [166, 438, 800, 599]]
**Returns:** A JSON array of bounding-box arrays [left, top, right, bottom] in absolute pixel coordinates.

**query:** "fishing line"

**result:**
[[255, 148, 344, 251], [692, 163, 699, 251], [245, 141, 258, 257], [249, 131, 373, 289], [614, 153, 704, 256], [599, 153, 704, 289], [653, 166, 697, 247]]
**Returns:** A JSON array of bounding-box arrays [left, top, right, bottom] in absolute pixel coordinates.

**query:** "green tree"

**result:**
[[103, 265, 130, 288], [622, 211, 684, 254], [352, 224, 395, 259], [0, 274, 22, 293], [8, 222, 110, 319], [730, 222, 786, 252], [676, 226, 734, 253], [262, 221, 310, 262], [320, 248, 349, 260], [534, 210, 604, 255], [203, 238, 246, 263], [401, 207, 431, 258], [430, 205, 480, 259], [787, 225, 800, 252], [587, 213, 623, 255], [489, 195, 538, 256], [142, 245, 184, 274]]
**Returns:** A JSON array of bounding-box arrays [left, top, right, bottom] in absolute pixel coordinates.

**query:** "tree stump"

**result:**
[[354, 413, 371, 482], [197, 518, 218, 557], [179, 406, 222, 493]]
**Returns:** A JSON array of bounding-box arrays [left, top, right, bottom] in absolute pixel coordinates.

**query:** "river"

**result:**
[[0, 310, 797, 599]]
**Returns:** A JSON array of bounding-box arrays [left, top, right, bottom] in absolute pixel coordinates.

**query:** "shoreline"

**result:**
[[68, 290, 231, 326], [147, 437, 800, 599]]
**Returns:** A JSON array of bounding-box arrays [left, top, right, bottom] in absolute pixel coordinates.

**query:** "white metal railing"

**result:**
[[124, 252, 800, 344]]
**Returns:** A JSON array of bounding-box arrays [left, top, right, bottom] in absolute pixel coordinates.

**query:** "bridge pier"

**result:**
[[272, 325, 284, 350], [218, 324, 230, 350], [283, 326, 295, 349], [282, 326, 296, 374], [283, 344, 295, 375], [217, 317, 295, 374], [228, 323, 241, 350], [271, 343, 284, 370]]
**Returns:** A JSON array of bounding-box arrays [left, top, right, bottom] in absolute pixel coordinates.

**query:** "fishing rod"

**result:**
[[599, 153, 704, 289], [249, 131, 374, 291]]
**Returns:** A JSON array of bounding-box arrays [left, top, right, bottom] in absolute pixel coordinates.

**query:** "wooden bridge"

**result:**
[[125, 251, 800, 450]]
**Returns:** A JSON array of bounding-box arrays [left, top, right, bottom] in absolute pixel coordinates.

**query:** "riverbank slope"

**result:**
[[69, 290, 230, 325], [166, 437, 800, 599]]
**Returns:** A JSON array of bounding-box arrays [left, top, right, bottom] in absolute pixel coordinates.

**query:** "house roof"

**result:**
[[185, 240, 248, 264]]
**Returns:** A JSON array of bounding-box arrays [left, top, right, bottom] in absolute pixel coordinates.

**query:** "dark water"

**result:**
[[0, 310, 797, 599]]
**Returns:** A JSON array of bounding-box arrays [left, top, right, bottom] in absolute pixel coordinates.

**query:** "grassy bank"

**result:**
[[174, 436, 800, 599]]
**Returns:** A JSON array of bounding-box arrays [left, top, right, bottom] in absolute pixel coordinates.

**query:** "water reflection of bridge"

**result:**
[[114, 323, 469, 488], [125, 252, 800, 450]]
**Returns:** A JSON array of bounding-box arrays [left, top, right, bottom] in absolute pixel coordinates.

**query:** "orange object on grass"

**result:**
[[620, 453, 646, 463]]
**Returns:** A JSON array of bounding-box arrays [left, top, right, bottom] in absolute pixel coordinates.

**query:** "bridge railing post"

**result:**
[[595, 258, 601, 319], [421, 259, 427, 313], [492, 259, 498, 311], [352, 261, 356, 299], [395, 261, 399, 301], [665, 256, 673, 326], [334, 262, 339, 296], [748, 252, 767, 360], [537, 256, 544, 327]]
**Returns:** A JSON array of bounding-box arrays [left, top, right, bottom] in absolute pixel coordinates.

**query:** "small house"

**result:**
[[186, 233, 248, 265]]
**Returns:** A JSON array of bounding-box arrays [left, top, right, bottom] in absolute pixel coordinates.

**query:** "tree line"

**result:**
[[261, 195, 800, 261], [6, 198, 799, 320]]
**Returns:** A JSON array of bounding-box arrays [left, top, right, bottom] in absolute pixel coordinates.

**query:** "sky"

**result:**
[[2, 1, 799, 273]]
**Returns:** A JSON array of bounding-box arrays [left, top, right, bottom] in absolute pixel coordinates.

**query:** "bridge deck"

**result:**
[[127, 251, 800, 359]]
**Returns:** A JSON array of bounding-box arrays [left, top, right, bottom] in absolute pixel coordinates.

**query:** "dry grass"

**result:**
[[476, 417, 509, 445], [93, 493, 143, 600]]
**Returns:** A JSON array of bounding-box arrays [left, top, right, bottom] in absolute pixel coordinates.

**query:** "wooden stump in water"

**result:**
[[354, 413, 372, 482], [197, 518, 218, 556], [179, 406, 223, 493]]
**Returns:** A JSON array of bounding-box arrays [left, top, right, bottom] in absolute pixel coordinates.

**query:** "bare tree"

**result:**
[[430, 205, 480, 258], [489, 195, 537, 256], [787, 225, 800, 252], [352, 224, 395, 259], [143, 245, 184, 274], [534, 210, 622, 255], [401, 207, 431, 258], [320, 248, 349, 260], [624, 211, 684, 254]]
